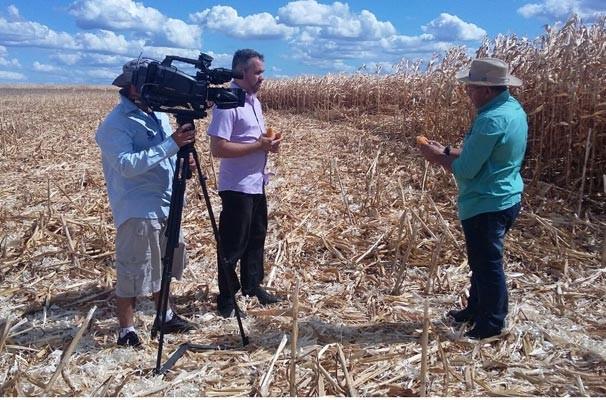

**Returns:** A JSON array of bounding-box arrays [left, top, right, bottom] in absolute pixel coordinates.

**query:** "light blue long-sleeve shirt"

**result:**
[[451, 90, 528, 221], [95, 93, 179, 229]]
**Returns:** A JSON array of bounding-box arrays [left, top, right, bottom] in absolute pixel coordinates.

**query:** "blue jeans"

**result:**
[[461, 202, 521, 332]]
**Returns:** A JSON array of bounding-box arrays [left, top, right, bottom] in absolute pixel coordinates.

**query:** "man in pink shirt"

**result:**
[[207, 49, 282, 318]]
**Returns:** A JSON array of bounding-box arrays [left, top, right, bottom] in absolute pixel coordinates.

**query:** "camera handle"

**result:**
[[153, 117, 249, 375]]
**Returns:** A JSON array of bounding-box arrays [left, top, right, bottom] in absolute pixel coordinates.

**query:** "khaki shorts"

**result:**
[[115, 218, 186, 298]]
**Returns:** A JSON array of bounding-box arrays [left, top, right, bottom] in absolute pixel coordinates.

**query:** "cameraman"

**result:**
[[96, 58, 196, 347], [207, 49, 282, 318]]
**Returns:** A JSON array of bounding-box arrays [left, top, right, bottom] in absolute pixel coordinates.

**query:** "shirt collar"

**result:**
[[478, 89, 510, 114], [119, 92, 157, 118], [119, 92, 141, 113], [230, 81, 256, 104]]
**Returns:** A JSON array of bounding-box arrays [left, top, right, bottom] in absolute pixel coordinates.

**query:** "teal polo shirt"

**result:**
[[451, 90, 528, 221]]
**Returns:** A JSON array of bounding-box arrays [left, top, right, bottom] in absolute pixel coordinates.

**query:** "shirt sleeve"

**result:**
[[207, 106, 236, 140], [96, 117, 179, 178], [451, 116, 503, 180]]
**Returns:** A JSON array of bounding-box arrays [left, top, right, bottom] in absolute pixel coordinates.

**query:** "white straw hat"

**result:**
[[455, 57, 522, 87]]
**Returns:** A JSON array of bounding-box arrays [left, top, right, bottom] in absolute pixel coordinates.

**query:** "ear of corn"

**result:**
[[416, 135, 429, 145], [264, 127, 282, 140]]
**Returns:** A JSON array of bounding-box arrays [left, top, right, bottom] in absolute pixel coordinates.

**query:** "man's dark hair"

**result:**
[[232, 49, 264, 71], [489, 86, 508, 94]]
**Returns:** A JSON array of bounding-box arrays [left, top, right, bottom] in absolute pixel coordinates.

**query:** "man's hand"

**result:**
[[188, 153, 196, 175], [258, 136, 282, 153], [427, 140, 445, 154], [172, 123, 196, 147], [417, 139, 454, 172], [418, 141, 444, 163]]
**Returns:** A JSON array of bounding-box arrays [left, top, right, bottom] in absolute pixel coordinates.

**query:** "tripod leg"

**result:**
[[151, 118, 250, 375], [191, 149, 249, 346], [153, 146, 189, 374]]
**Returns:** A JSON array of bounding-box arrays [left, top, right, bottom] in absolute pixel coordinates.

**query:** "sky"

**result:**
[[0, 0, 604, 85]]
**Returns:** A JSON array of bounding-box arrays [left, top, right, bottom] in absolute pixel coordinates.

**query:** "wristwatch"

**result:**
[[443, 146, 451, 156]]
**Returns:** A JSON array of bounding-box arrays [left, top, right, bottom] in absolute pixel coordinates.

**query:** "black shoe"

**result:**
[[117, 331, 142, 347], [217, 302, 247, 319], [249, 287, 281, 305], [153, 313, 194, 334], [447, 308, 475, 323], [464, 325, 502, 340]]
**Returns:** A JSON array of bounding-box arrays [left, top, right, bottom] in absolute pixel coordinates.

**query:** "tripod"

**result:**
[[152, 120, 249, 375]]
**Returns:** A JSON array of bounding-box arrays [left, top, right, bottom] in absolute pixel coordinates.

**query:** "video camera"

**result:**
[[132, 53, 245, 120]]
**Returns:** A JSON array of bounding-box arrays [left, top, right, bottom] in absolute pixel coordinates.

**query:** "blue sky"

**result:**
[[0, 0, 604, 85]]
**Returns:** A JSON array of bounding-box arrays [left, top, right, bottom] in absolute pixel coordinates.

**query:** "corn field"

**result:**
[[0, 15, 605, 398], [261, 15, 606, 208]]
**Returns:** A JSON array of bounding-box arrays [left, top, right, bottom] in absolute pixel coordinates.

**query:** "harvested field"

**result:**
[[0, 86, 605, 397]]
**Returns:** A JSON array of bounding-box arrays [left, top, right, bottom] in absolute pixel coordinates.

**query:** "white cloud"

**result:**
[[7, 5, 22, 22], [278, 0, 350, 26], [321, 10, 396, 40], [0, 44, 21, 67], [87, 68, 121, 79], [422, 13, 486, 41], [518, 0, 606, 20], [190, 5, 297, 40], [68, 0, 201, 48], [162, 18, 201, 48], [271, 0, 402, 72], [0, 9, 134, 55], [329, 60, 357, 73], [271, 4, 486, 73], [0, 70, 26, 80], [75, 30, 144, 54], [68, 0, 164, 29], [0, 16, 78, 48], [50, 53, 82, 65], [32, 61, 62, 72], [288, 27, 378, 64], [87, 53, 128, 64], [379, 34, 452, 55], [0, 56, 20, 67], [278, 1, 395, 40]]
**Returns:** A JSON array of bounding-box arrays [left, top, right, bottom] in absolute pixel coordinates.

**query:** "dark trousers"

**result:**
[[217, 190, 267, 306], [461, 202, 521, 331]]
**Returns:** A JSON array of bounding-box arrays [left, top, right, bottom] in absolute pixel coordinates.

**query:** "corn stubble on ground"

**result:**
[[0, 87, 605, 397]]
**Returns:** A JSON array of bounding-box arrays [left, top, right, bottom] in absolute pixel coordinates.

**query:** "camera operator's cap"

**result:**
[[456, 57, 522, 86], [112, 58, 155, 87]]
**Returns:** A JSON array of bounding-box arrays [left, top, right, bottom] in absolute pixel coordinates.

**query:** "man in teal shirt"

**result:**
[[419, 58, 527, 339]]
